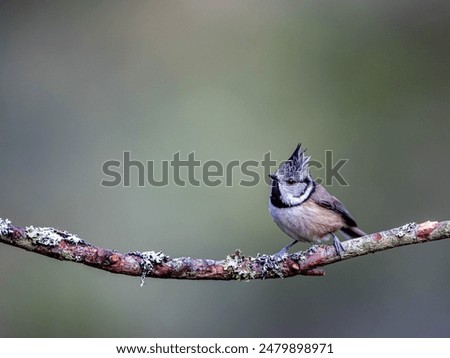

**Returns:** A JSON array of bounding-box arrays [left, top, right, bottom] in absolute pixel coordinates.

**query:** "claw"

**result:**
[[332, 234, 345, 258], [273, 239, 298, 260], [273, 248, 288, 262]]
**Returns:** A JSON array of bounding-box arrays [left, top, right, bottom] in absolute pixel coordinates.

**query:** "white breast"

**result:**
[[269, 200, 338, 244]]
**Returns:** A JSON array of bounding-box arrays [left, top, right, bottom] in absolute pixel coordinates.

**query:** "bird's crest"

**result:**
[[278, 143, 310, 177]]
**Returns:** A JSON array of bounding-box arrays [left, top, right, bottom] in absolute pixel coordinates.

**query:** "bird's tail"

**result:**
[[341, 226, 367, 238]]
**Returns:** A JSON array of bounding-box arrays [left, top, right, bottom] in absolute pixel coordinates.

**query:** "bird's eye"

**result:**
[[286, 179, 295, 185]]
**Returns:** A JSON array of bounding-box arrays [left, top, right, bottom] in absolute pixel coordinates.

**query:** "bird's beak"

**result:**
[[269, 174, 277, 181]]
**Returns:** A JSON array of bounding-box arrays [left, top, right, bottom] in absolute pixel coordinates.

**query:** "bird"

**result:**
[[269, 144, 366, 257]]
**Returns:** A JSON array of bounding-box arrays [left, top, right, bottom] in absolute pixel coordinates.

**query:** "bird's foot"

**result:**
[[272, 239, 298, 261], [272, 248, 289, 262], [332, 234, 345, 258]]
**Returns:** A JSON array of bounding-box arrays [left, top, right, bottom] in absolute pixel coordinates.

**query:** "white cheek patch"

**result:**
[[296, 181, 314, 204], [283, 181, 314, 206]]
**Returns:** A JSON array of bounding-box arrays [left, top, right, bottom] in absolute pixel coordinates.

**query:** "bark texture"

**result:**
[[1, 218, 448, 282]]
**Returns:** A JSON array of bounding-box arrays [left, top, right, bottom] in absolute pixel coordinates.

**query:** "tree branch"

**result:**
[[1, 218, 449, 282]]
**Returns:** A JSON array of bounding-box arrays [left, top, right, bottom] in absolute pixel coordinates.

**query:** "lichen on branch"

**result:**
[[1, 218, 449, 281]]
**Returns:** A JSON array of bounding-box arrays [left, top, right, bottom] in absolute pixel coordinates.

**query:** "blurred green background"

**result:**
[[1, 0, 449, 337]]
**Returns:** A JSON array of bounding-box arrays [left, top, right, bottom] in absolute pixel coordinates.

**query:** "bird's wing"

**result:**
[[311, 184, 358, 227]]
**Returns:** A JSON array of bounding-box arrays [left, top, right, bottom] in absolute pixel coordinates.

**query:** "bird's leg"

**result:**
[[274, 239, 298, 259], [332, 233, 345, 258]]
